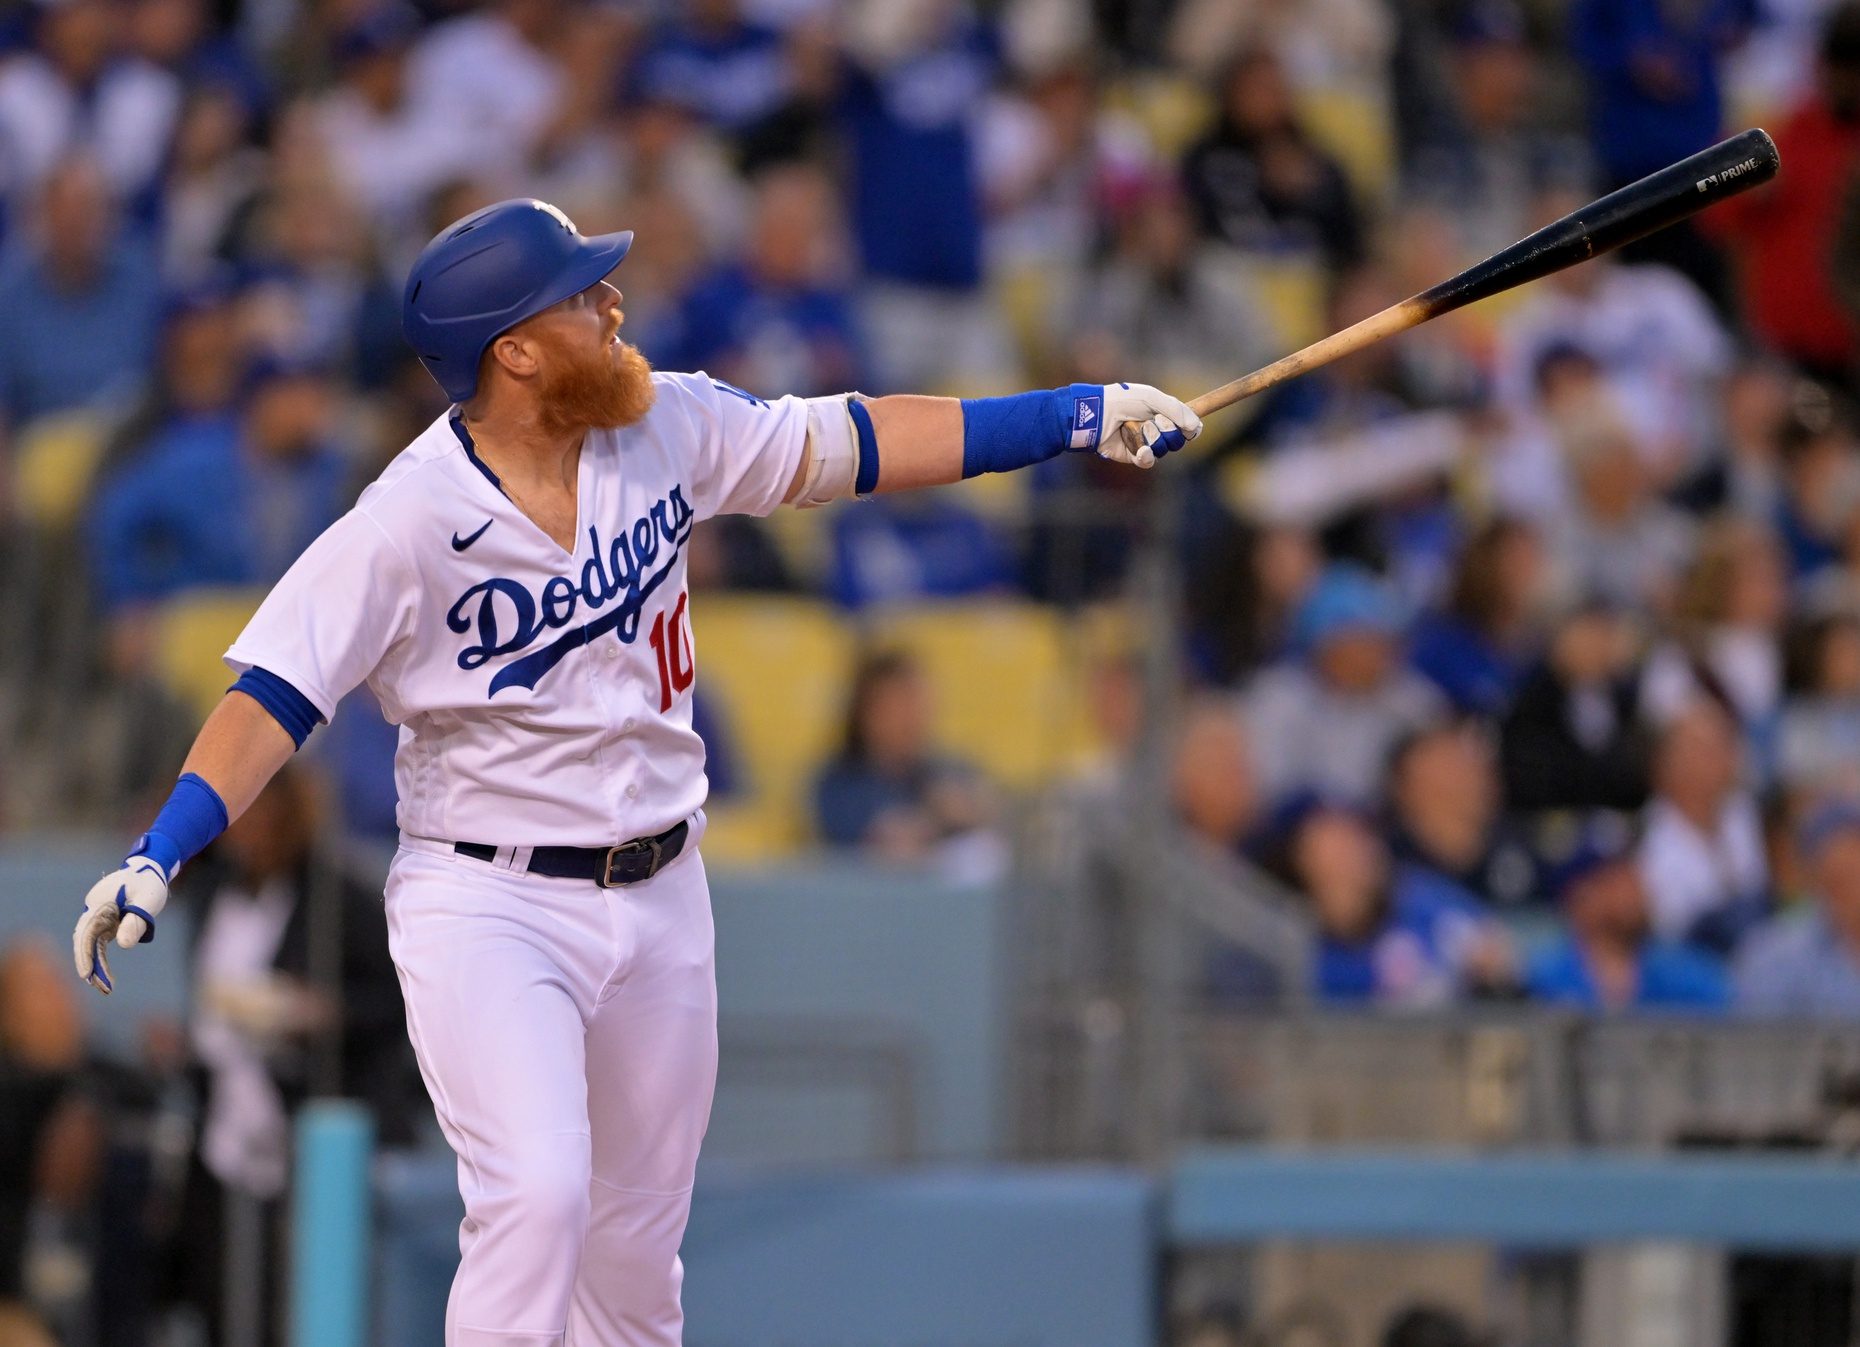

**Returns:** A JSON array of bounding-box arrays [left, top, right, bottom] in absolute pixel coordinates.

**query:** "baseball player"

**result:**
[[71, 199, 1200, 1346]]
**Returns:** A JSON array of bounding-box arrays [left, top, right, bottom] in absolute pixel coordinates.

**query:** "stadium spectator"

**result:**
[[1735, 801, 1860, 1016], [1172, 695, 1262, 856], [1670, 356, 1793, 519], [0, 158, 160, 425], [1528, 820, 1732, 1011], [95, 275, 245, 477], [1569, 0, 1752, 300], [1639, 699, 1771, 952], [657, 162, 867, 397], [233, 173, 401, 376], [167, 764, 424, 1341], [1569, 0, 1750, 189], [128, 0, 266, 120], [0, 0, 181, 220], [1714, 2, 1860, 383], [1493, 224, 1731, 477], [306, 3, 478, 239], [631, 0, 789, 138], [1066, 182, 1276, 410], [87, 358, 351, 619], [1640, 516, 1789, 768], [813, 649, 996, 865], [1500, 598, 1654, 813], [1244, 564, 1444, 808], [979, 60, 1153, 304], [837, 0, 1015, 392], [1547, 398, 1697, 613], [158, 86, 266, 286], [1402, 1, 1591, 260], [1774, 395, 1860, 577], [1387, 720, 1539, 909], [1184, 522, 1322, 687], [1181, 47, 1364, 272], [403, 0, 569, 178], [1777, 610, 1860, 795], [1409, 517, 1547, 717], [827, 487, 1016, 609], [0, 941, 92, 1313], [1245, 264, 1434, 450], [1164, 0, 1393, 94], [1275, 800, 1515, 1006]]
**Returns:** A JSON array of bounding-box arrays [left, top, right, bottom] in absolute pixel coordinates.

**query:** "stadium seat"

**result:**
[[152, 588, 267, 720], [869, 601, 1096, 788], [13, 409, 113, 531], [691, 595, 856, 859], [1297, 88, 1395, 202], [1248, 255, 1327, 350]]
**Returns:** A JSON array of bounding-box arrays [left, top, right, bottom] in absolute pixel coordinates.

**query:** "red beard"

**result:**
[[534, 333, 657, 436]]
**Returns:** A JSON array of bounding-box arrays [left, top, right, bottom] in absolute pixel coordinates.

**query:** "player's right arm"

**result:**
[[73, 509, 415, 995]]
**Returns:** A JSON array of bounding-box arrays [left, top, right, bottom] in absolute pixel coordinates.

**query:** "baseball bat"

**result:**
[[1167, 128, 1780, 429]]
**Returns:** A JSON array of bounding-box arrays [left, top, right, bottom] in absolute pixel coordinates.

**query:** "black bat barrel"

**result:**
[[1417, 127, 1780, 317]]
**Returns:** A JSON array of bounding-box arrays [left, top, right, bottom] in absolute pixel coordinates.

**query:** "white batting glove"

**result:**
[[72, 857, 170, 995], [1081, 382, 1203, 469]]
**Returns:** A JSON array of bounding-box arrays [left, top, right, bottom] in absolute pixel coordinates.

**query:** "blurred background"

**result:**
[[10, 0, 1860, 1342]]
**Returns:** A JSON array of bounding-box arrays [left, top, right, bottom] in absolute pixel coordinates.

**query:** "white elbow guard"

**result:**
[[795, 393, 869, 508]]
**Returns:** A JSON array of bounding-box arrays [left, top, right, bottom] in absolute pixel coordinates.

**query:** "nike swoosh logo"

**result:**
[[452, 519, 493, 552]]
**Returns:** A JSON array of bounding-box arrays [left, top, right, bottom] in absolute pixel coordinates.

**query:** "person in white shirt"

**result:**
[[1638, 699, 1771, 953], [70, 198, 1199, 1347]]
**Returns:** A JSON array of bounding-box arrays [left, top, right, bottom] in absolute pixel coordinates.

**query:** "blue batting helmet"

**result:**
[[401, 199, 633, 404]]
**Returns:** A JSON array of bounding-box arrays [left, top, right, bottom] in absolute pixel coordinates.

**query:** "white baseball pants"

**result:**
[[385, 826, 718, 1347]]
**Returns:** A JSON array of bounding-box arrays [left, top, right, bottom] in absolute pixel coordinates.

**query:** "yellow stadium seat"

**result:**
[[691, 595, 855, 857], [1249, 254, 1328, 350], [13, 410, 112, 531], [868, 601, 1097, 788], [152, 588, 267, 720], [1297, 88, 1395, 202]]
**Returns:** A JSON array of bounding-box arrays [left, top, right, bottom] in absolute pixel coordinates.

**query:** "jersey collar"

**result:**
[[449, 412, 508, 499]]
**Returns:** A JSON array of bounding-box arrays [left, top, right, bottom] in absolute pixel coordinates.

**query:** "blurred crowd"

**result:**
[[17, 0, 1860, 1337], [9, 0, 1860, 1026]]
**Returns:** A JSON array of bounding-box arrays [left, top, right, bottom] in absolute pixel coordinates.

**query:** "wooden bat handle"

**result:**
[[1186, 298, 1430, 419]]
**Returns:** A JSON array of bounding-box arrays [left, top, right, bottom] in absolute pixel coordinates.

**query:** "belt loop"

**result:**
[[492, 845, 516, 870], [510, 844, 534, 873]]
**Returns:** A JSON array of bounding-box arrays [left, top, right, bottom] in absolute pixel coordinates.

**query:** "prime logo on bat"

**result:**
[[68, 199, 1200, 1347]]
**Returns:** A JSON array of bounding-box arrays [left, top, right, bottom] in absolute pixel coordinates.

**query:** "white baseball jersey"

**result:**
[[225, 371, 807, 846]]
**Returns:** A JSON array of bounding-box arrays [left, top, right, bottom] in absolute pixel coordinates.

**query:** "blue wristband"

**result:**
[[130, 772, 230, 881], [959, 384, 1102, 479]]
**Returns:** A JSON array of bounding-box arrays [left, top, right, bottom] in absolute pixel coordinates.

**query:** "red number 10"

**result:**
[[649, 591, 694, 712]]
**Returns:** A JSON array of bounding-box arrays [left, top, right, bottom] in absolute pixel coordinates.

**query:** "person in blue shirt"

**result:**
[[1268, 797, 1517, 1006], [654, 162, 867, 398], [0, 158, 160, 427], [1568, 0, 1755, 300], [813, 648, 993, 860], [1528, 820, 1731, 1013], [1569, 0, 1755, 186], [835, 8, 1018, 392], [629, 0, 789, 138], [1410, 518, 1546, 718], [827, 487, 1017, 609], [87, 357, 352, 620], [1735, 802, 1860, 1018]]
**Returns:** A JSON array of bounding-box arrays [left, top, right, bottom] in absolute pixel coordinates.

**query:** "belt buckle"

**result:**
[[599, 837, 661, 889]]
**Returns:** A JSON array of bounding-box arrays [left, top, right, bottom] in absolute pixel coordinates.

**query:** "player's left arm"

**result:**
[[782, 383, 1200, 506]]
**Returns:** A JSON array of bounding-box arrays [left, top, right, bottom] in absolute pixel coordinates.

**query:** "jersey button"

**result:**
[[622, 718, 636, 732], [625, 784, 639, 799], [603, 643, 619, 659]]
